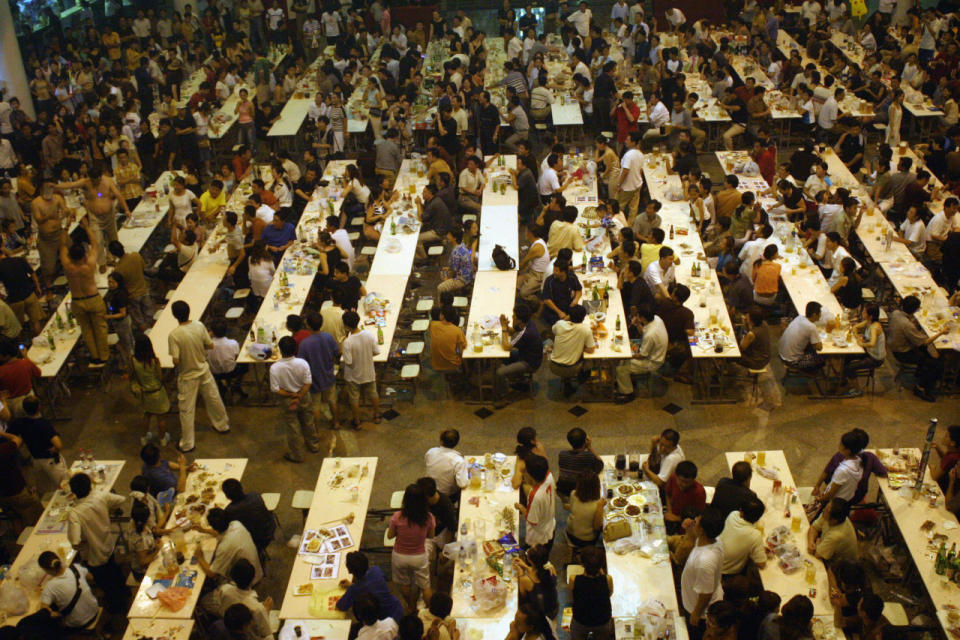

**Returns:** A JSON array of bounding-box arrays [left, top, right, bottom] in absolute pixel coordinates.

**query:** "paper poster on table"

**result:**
[[310, 553, 341, 580], [850, 0, 866, 17], [298, 524, 355, 556]]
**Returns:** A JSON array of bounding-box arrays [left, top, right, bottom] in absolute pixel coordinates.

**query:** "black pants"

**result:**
[[894, 348, 943, 392], [88, 556, 128, 613]]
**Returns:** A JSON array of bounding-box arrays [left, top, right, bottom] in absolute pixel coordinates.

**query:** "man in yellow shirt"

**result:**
[[199, 181, 227, 225], [425, 147, 452, 186], [639, 227, 665, 272]]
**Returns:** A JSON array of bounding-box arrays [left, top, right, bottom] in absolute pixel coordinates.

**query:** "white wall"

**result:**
[[0, 0, 36, 119]]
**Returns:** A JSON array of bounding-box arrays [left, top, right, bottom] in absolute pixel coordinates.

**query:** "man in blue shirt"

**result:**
[[259, 210, 297, 265], [437, 225, 475, 296], [336, 551, 404, 622], [140, 443, 188, 496], [297, 311, 341, 430], [494, 303, 543, 402]]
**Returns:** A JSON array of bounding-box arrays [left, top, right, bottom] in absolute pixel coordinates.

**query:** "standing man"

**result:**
[[57, 165, 131, 269], [32, 180, 69, 300], [270, 336, 319, 463], [60, 218, 109, 366], [680, 507, 725, 633], [108, 241, 152, 331], [617, 132, 644, 222], [168, 301, 230, 453], [66, 473, 128, 616], [341, 311, 380, 428], [298, 311, 341, 430]]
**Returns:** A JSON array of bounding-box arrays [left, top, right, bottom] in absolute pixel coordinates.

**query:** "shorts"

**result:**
[[11, 293, 43, 328], [345, 380, 377, 404], [391, 551, 429, 588]]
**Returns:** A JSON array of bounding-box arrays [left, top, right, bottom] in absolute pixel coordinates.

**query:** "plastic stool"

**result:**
[[411, 319, 430, 332], [263, 492, 282, 538], [427, 245, 444, 257], [704, 486, 715, 502], [405, 341, 424, 356], [350, 216, 365, 227], [452, 296, 468, 308], [462, 214, 477, 223], [225, 307, 244, 319], [884, 602, 908, 626], [383, 529, 395, 547], [292, 490, 314, 525], [107, 333, 119, 346], [390, 490, 403, 509], [361, 246, 377, 256], [153, 309, 164, 320], [269, 611, 281, 634], [321, 300, 333, 310], [16, 526, 34, 546], [348, 231, 359, 241], [233, 288, 251, 300], [53, 276, 68, 287], [415, 299, 434, 312]]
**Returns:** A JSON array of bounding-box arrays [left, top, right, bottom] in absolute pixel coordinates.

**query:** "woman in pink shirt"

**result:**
[[388, 483, 435, 610], [234, 88, 256, 147]]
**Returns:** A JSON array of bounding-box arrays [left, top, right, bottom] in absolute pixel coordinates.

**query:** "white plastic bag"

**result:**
[[611, 534, 645, 555], [17, 556, 45, 590], [472, 576, 508, 613], [0, 583, 28, 615]]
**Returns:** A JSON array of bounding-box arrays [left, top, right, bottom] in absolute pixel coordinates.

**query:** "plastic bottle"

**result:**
[[377, 325, 384, 345]]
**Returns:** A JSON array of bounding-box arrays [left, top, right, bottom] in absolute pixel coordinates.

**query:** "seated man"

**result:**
[[778, 301, 824, 372], [718, 496, 767, 582], [201, 559, 274, 640], [547, 206, 585, 257], [808, 498, 859, 563], [354, 593, 399, 640], [437, 225, 475, 296], [429, 306, 467, 389], [541, 259, 583, 326], [336, 551, 405, 623], [548, 304, 595, 397], [494, 304, 543, 400], [712, 460, 759, 519], [663, 460, 706, 535], [556, 427, 603, 500], [139, 444, 188, 497], [888, 294, 946, 402], [195, 508, 263, 586], [614, 305, 667, 402], [222, 478, 276, 551]]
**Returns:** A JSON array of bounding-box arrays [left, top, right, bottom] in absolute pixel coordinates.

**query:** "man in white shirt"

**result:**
[[681, 508, 725, 629], [208, 320, 246, 402], [424, 429, 469, 500], [39, 559, 100, 629], [506, 28, 523, 61], [321, 9, 341, 41], [201, 558, 274, 640], [737, 225, 773, 278], [615, 307, 668, 399], [823, 232, 859, 287], [196, 508, 263, 586], [925, 196, 959, 259], [66, 473, 127, 613], [132, 10, 152, 42], [355, 595, 400, 640], [817, 88, 843, 139], [895, 205, 927, 258], [538, 153, 571, 198], [516, 454, 556, 547], [567, 2, 593, 37], [341, 311, 380, 427], [718, 497, 767, 576], [642, 428, 684, 487], [327, 216, 356, 269], [643, 246, 676, 298], [617, 132, 645, 220], [270, 336, 319, 463], [549, 304, 595, 397], [778, 301, 824, 372], [266, 5, 286, 43], [803, 161, 830, 200]]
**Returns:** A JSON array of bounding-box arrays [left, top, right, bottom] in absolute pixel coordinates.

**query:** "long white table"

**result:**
[[1, 459, 125, 625], [151, 167, 273, 368], [599, 455, 689, 640], [724, 451, 832, 615], [872, 448, 960, 635], [128, 458, 248, 620], [278, 457, 377, 620], [450, 455, 518, 640]]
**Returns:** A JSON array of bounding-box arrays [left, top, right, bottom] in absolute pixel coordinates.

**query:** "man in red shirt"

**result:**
[[664, 460, 707, 535], [232, 146, 253, 181], [613, 91, 642, 147], [752, 135, 777, 186], [0, 341, 41, 417]]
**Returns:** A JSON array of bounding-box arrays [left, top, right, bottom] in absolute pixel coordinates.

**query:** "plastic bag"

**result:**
[[611, 535, 645, 555], [765, 526, 791, 552], [637, 599, 669, 639], [442, 541, 463, 561], [741, 161, 760, 176], [776, 544, 803, 574], [157, 586, 191, 612], [472, 575, 508, 613], [308, 588, 348, 619], [0, 583, 28, 615], [17, 556, 45, 590]]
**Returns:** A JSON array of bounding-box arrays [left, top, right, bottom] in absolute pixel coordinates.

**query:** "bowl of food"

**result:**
[[625, 504, 642, 516], [612, 497, 629, 509]]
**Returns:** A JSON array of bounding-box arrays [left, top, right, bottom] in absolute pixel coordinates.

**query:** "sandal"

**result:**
[[373, 414, 382, 424]]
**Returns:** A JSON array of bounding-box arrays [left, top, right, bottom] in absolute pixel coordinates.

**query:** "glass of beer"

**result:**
[[805, 562, 817, 585], [757, 451, 766, 466], [791, 514, 802, 533]]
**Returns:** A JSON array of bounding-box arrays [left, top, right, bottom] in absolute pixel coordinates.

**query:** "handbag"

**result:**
[[491, 244, 515, 271], [602, 518, 633, 542]]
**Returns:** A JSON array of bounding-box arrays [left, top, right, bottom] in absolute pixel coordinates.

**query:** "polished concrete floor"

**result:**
[[24, 356, 959, 621]]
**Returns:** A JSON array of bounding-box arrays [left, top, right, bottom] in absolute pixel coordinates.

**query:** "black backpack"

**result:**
[[491, 245, 515, 271]]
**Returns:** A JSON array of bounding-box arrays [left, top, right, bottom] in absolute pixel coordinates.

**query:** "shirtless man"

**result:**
[[31, 180, 70, 302], [59, 218, 109, 366], [57, 165, 130, 271]]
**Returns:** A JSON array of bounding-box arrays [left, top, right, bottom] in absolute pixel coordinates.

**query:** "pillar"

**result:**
[[0, 0, 36, 119]]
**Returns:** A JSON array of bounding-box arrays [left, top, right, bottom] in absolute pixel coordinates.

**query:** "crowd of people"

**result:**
[[0, 0, 959, 636]]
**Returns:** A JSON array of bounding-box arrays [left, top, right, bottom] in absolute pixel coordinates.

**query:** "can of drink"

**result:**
[[808, 588, 817, 598]]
